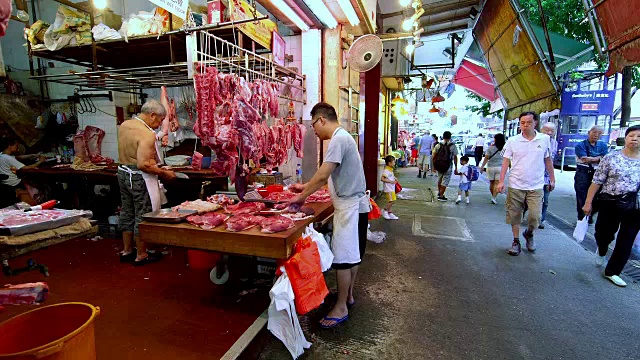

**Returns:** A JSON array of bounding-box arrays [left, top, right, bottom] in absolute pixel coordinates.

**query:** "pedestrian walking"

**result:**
[[479, 133, 506, 204], [432, 131, 459, 202], [410, 132, 420, 166], [473, 133, 485, 166], [582, 125, 640, 287], [497, 112, 555, 255], [381, 155, 399, 220], [431, 134, 438, 175], [455, 155, 472, 204], [417, 131, 435, 178], [539, 122, 558, 229], [574, 125, 608, 223]]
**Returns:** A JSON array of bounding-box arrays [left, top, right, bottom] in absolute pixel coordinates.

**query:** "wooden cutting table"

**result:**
[[138, 202, 334, 259]]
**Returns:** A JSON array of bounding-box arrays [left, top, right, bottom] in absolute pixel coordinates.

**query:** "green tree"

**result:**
[[464, 91, 503, 118]]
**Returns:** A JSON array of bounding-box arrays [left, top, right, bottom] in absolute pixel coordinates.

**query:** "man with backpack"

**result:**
[[432, 131, 459, 201]]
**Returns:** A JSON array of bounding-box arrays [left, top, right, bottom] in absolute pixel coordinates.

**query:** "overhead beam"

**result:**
[[377, 24, 468, 41], [420, 12, 471, 27], [380, 0, 478, 19]]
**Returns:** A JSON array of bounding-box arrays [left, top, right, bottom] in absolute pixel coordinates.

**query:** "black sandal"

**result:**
[[120, 250, 137, 263], [133, 252, 163, 267]]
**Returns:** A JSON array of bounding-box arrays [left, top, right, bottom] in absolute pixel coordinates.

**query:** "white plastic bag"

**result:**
[[267, 267, 311, 359], [367, 229, 386, 244], [303, 225, 333, 272], [573, 216, 589, 243]]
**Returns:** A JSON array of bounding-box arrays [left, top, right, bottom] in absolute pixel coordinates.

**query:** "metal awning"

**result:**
[[590, 0, 640, 76], [473, 0, 560, 119]]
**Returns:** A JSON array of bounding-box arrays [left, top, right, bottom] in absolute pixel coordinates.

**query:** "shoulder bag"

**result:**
[[596, 182, 640, 212]]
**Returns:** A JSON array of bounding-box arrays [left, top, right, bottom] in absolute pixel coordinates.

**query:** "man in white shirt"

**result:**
[[497, 112, 555, 256], [472, 133, 485, 166], [0, 136, 46, 204]]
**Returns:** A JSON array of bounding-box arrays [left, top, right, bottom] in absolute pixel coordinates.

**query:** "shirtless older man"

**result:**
[[118, 99, 175, 266]]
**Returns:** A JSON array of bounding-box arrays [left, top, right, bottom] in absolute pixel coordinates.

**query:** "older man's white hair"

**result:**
[[541, 122, 557, 130], [141, 99, 167, 118], [589, 125, 604, 133]]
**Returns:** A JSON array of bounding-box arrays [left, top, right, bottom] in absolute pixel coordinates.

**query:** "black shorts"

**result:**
[[332, 212, 369, 270], [117, 169, 152, 235]]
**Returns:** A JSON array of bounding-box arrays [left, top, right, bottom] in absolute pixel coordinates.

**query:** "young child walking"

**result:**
[[455, 155, 472, 204], [381, 155, 399, 220]]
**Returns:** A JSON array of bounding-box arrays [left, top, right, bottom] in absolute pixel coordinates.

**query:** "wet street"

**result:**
[[260, 166, 640, 360]]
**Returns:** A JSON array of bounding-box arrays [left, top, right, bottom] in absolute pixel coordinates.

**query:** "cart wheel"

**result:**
[[210, 266, 229, 285]]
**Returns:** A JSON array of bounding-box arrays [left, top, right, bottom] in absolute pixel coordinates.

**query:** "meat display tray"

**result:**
[[0, 209, 93, 236], [142, 209, 197, 223]]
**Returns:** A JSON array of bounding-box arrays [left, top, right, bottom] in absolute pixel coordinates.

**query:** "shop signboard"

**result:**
[[229, 0, 278, 50], [148, 0, 189, 19], [559, 89, 615, 115], [272, 31, 285, 66]]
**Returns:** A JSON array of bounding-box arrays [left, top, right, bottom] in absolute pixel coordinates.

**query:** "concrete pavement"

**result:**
[[258, 166, 640, 360]]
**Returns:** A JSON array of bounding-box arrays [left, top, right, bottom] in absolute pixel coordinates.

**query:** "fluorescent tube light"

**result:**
[[303, 0, 338, 29], [336, 0, 360, 26], [272, 0, 311, 31]]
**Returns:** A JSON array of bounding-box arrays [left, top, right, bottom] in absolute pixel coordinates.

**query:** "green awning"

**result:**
[[466, 26, 594, 77], [529, 24, 594, 76]]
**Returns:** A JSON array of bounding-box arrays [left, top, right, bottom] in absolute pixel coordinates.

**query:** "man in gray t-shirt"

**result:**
[[290, 102, 369, 329]]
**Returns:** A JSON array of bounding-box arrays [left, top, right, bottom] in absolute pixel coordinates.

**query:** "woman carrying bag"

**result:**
[[583, 126, 640, 287]]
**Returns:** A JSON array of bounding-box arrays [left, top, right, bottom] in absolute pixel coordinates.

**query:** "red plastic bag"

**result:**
[[395, 181, 403, 193], [368, 198, 382, 220], [283, 236, 329, 315]]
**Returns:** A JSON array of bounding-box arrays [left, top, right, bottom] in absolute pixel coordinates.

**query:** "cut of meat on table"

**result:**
[[0, 210, 67, 227], [224, 202, 266, 215], [260, 216, 295, 233], [280, 212, 314, 221], [265, 191, 297, 202], [187, 212, 229, 229], [306, 188, 332, 203], [0, 282, 49, 305], [172, 200, 221, 214], [207, 194, 236, 206], [226, 214, 265, 232]]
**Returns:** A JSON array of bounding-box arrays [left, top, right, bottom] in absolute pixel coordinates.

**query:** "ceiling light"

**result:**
[[93, 0, 107, 10], [469, 6, 479, 20], [432, 92, 445, 103], [16, 10, 29, 22], [272, 0, 311, 31], [399, 0, 411, 6], [391, 95, 405, 104], [303, 0, 338, 29], [429, 105, 439, 113], [401, 7, 425, 31], [406, 42, 415, 55], [336, 0, 360, 26], [413, 27, 424, 37]]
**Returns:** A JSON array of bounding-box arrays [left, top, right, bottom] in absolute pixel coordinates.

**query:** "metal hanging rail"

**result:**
[[195, 30, 306, 101]]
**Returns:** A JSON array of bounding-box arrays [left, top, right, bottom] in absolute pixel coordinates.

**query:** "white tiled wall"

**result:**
[[76, 92, 129, 161]]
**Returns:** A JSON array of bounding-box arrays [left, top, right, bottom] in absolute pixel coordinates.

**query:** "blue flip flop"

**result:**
[[320, 315, 349, 329]]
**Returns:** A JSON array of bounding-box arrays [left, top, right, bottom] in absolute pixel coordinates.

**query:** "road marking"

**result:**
[[412, 214, 474, 242]]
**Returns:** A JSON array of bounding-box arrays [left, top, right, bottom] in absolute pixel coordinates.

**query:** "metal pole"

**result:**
[[581, 0, 604, 57], [535, 0, 556, 72]]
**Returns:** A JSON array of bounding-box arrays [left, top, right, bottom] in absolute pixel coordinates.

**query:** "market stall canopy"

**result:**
[[452, 59, 499, 102], [591, 0, 640, 76], [466, 27, 593, 77], [473, 0, 560, 119]]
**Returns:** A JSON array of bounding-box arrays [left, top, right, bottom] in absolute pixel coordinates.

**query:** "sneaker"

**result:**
[[422, 173, 426, 179], [465, 197, 470, 204], [417, 173, 422, 178], [523, 231, 536, 252], [388, 213, 399, 220], [508, 240, 521, 256], [538, 222, 545, 229], [455, 196, 461, 204], [437, 196, 448, 202], [604, 274, 627, 287], [382, 210, 390, 220], [595, 250, 606, 267]]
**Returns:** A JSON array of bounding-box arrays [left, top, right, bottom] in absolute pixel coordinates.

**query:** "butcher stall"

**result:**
[[0, 204, 96, 277]]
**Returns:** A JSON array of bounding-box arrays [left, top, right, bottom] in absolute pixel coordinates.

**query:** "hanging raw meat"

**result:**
[[269, 83, 280, 118], [84, 126, 113, 164], [159, 86, 171, 136], [73, 131, 89, 162]]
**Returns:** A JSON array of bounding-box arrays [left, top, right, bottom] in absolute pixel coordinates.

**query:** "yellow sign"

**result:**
[[229, 0, 278, 50]]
